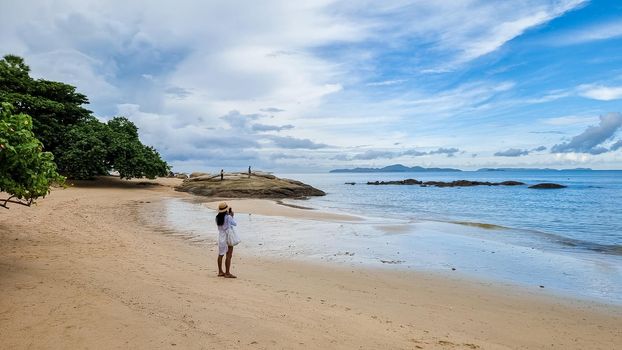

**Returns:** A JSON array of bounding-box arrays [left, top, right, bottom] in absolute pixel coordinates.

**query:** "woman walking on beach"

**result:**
[[216, 202, 237, 278]]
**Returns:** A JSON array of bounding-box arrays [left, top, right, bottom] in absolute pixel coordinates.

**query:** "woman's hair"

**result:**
[[216, 212, 226, 226]]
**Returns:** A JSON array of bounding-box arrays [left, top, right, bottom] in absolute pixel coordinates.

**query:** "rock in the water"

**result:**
[[499, 181, 525, 186], [175, 172, 325, 198], [367, 179, 525, 187], [528, 183, 567, 189], [367, 179, 422, 185]]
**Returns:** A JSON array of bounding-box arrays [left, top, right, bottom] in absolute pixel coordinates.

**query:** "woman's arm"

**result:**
[[226, 214, 237, 227]]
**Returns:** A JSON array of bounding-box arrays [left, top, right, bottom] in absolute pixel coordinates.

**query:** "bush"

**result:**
[[0, 103, 65, 208]]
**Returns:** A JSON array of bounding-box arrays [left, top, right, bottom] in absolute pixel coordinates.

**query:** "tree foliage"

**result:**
[[0, 55, 91, 155], [55, 116, 169, 179], [54, 117, 109, 180], [0, 103, 65, 208], [0, 54, 170, 181], [105, 117, 169, 179]]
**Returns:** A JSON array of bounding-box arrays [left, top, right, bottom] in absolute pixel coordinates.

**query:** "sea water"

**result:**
[[145, 170, 622, 304], [290, 171, 622, 251]]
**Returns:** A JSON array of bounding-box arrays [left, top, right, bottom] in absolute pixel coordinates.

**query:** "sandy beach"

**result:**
[[1, 177, 621, 349]]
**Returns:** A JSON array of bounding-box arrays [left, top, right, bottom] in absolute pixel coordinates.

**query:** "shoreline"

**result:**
[[200, 198, 363, 222], [146, 196, 622, 308], [1, 177, 621, 349], [152, 195, 622, 305]]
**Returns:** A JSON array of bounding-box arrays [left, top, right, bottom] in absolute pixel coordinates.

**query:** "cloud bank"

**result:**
[[551, 113, 622, 154], [343, 147, 461, 161], [494, 146, 547, 157]]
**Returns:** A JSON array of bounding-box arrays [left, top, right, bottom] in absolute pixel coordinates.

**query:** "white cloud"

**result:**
[[351, 0, 586, 69], [543, 115, 599, 126], [168, 46, 344, 117], [524, 90, 572, 104], [27, 50, 120, 111], [494, 148, 530, 157], [335, 147, 463, 161], [366, 79, 406, 86], [578, 84, 622, 101], [351, 150, 399, 160], [555, 152, 591, 163], [494, 146, 547, 157], [554, 20, 622, 46], [389, 80, 516, 120], [115, 105, 330, 169]]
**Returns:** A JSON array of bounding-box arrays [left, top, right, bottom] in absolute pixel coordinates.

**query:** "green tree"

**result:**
[[1, 54, 170, 180], [105, 117, 170, 179], [54, 116, 109, 179], [55, 116, 170, 179], [0, 103, 65, 208], [0, 55, 91, 155]]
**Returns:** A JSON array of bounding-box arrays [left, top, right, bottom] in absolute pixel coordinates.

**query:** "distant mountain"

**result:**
[[330, 164, 462, 173], [476, 167, 593, 172]]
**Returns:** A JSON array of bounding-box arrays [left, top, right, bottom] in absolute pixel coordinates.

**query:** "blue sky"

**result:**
[[2, 0, 622, 171]]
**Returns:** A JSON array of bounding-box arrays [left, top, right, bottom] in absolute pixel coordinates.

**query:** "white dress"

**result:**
[[217, 214, 236, 255]]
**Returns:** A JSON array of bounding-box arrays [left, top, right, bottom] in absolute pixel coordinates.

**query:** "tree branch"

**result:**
[[0, 196, 33, 209]]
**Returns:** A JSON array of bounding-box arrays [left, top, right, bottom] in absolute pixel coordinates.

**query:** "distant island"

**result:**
[[330, 164, 597, 173], [330, 164, 462, 173], [476, 167, 593, 172]]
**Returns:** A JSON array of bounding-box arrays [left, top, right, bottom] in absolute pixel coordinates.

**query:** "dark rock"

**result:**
[[344, 182, 356, 185], [528, 183, 567, 189], [403, 178, 422, 185], [367, 179, 525, 188], [367, 179, 422, 185], [499, 181, 525, 186]]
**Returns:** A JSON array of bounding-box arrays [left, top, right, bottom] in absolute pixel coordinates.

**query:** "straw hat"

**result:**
[[218, 202, 229, 213]]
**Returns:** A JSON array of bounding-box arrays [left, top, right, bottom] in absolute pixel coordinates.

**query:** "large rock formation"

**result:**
[[189, 172, 210, 178], [175, 172, 325, 198]]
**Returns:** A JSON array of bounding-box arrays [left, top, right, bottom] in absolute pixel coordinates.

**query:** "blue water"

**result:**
[[146, 170, 622, 304], [283, 171, 622, 254]]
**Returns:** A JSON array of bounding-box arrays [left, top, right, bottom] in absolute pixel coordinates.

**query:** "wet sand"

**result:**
[[202, 198, 362, 222], [1, 176, 620, 349]]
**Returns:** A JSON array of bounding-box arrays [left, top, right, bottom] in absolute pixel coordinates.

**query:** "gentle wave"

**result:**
[[448, 219, 622, 256], [450, 221, 508, 230]]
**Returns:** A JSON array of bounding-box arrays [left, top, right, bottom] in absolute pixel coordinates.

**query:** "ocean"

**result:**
[[144, 170, 622, 304], [289, 171, 622, 253]]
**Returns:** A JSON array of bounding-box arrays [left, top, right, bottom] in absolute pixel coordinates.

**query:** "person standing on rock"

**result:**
[[216, 202, 237, 278], [248, 166, 251, 178], [220, 169, 224, 181]]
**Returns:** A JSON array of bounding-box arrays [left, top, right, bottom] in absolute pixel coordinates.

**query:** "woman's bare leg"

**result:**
[[218, 255, 225, 276], [225, 245, 236, 278]]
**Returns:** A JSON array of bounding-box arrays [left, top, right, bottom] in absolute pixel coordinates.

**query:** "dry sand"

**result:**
[[1, 177, 620, 349]]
